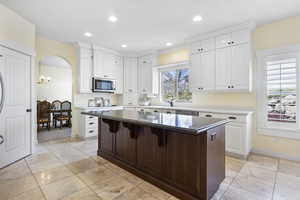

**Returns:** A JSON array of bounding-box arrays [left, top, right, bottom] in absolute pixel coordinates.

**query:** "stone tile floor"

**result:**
[[1, 137, 300, 200]]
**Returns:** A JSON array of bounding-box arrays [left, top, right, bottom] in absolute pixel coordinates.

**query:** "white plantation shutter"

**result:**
[[266, 58, 297, 123]]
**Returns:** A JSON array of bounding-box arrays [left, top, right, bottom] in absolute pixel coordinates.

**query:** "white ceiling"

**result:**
[[1, 0, 300, 53]]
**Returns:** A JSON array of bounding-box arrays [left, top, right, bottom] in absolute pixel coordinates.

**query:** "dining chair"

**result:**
[[55, 101, 72, 128], [51, 100, 61, 128], [37, 101, 51, 131]]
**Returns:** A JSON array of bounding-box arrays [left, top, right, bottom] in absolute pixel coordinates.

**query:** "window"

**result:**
[[266, 58, 297, 123], [257, 46, 300, 139], [160, 67, 192, 102]]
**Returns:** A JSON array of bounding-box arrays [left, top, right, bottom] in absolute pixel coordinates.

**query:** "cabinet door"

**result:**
[[100, 119, 116, 156], [230, 43, 250, 90], [124, 57, 138, 93], [114, 55, 124, 94], [215, 34, 231, 49], [93, 50, 104, 77], [138, 56, 153, 94], [102, 53, 115, 78], [137, 127, 165, 178], [190, 53, 201, 91], [115, 123, 137, 165], [165, 131, 202, 196], [225, 124, 243, 154], [79, 49, 92, 93], [231, 29, 250, 45], [190, 52, 215, 92], [216, 48, 231, 90]]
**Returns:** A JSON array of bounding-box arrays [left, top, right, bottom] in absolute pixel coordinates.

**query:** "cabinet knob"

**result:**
[[228, 116, 237, 120], [205, 114, 212, 117], [228, 86, 230, 89]]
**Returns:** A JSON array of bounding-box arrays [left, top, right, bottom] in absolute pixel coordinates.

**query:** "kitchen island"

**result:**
[[82, 110, 228, 200]]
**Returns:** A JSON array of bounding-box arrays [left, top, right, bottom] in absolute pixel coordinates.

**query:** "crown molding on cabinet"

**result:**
[[185, 21, 256, 44], [0, 40, 36, 56]]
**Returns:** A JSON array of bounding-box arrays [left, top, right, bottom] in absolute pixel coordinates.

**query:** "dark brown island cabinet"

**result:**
[[82, 110, 228, 200]]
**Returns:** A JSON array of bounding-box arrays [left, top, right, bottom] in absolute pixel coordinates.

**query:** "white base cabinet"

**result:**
[[199, 112, 252, 158]]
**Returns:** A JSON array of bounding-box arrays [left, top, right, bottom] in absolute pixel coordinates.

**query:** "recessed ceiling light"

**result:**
[[108, 15, 118, 23], [121, 44, 127, 48], [166, 42, 173, 47], [84, 32, 93, 37], [193, 15, 203, 22]]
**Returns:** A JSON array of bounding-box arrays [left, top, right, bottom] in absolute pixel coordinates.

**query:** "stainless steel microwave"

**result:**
[[92, 77, 116, 93]]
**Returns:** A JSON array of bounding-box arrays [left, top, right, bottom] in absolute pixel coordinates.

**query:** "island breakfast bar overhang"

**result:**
[[82, 110, 228, 200]]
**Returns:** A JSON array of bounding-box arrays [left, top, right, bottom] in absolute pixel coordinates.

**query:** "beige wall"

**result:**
[[0, 4, 35, 50], [158, 16, 300, 160], [37, 64, 72, 102]]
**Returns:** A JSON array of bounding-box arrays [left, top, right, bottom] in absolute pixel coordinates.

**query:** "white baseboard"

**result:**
[[251, 148, 300, 162]]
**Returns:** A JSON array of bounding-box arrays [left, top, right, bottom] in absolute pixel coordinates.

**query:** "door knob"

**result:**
[[0, 135, 4, 144]]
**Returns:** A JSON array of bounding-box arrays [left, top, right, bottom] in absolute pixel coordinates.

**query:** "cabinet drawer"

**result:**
[[86, 116, 98, 123], [199, 112, 246, 123], [86, 128, 97, 137]]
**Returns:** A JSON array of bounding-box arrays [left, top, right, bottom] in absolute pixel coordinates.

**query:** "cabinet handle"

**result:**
[[0, 135, 4, 145], [198, 87, 203, 90], [89, 122, 94, 125], [210, 132, 217, 141], [153, 110, 158, 113], [231, 41, 235, 44], [89, 116, 94, 119], [104, 75, 108, 78], [89, 130, 94, 133], [228, 116, 237, 120], [205, 114, 212, 118], [166, 111, 172, 114], [228, 86, 230, 89], [227, 42, 231, 45], [232, 85, 234, 88]]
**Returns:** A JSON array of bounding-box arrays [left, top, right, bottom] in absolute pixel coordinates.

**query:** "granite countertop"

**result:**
[[124, 105, 253, 115], [82, 110, 229, 135]]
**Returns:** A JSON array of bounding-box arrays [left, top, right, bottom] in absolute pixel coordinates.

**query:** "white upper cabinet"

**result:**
[[190, 26, 252, 93], [190, 51, 215, 92], [124, 57, 138, 93], [76, 43, 92, 93], [138, 55, 153, 94], [215, 29, 251, 91]]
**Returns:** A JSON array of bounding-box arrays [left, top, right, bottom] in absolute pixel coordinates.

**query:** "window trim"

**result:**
[[256, 45, 300, 139], [153, 61, 192, 104]]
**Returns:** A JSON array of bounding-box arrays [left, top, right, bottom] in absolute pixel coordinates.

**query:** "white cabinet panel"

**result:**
[[93, 50, 104, 77], [216, 48, 231, 90], [225, 124, 244, 154], [138, 55, 153, 94], [124, 57, 138, 93], [114, 55, 123, 94], [230, 43, 250, 90], [190, 51, 215, 92], [77, 46, 92, 93]]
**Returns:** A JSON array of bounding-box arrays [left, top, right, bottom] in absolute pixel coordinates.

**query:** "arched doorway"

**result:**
[[36, 56, 72, 142]]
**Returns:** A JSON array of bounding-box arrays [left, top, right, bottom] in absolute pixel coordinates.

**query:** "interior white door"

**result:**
[[0, 48, 31, 168], [216, 47, 231, 90]]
